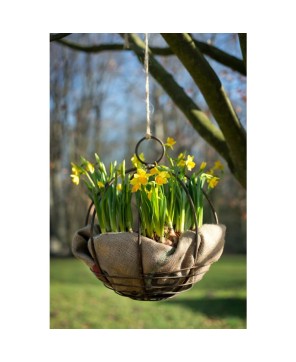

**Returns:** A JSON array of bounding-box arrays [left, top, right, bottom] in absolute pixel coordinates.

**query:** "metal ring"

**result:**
[[135, 136, 165, 166]]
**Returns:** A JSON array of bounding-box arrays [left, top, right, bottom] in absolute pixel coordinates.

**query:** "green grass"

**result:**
[[50, 255, 246, 329]]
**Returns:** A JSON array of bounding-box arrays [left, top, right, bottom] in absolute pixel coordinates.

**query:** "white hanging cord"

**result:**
[[144, 33, 151, 139]]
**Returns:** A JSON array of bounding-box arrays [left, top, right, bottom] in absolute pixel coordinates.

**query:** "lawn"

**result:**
[[50, 254, 246, 329]]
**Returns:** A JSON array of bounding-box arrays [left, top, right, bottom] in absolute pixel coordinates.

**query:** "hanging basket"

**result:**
[[72, 152, 226, 301]]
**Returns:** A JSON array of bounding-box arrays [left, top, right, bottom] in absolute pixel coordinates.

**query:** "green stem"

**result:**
[[84, 171, 96, 188]]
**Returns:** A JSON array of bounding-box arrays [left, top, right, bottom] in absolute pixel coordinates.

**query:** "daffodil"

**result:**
[[71, 174, 80, 185], [71, 163, 81, 176], [86, 162, 94, 174], [185, 155, 195, 171], [165, 137, 176, 150], [117, 183, 122, 191], [199, 161, 207, 170], [150, 167, 159, 175], [97, 181, 105, 188], [80, 157, 95, 174], [177, 153, 186, 167], [214, 160, 224, 170], [177, 160, 186, 167], [130, 169, 149, 192], [155, 171, 170, 186], [208, 176, 219, 189], [131, 153, 145, 168], [135, 168, 149, 182]]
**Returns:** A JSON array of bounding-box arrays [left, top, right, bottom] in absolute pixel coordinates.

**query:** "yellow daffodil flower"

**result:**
[[97, 181, 105, 188], [71, 163, 81, 176], [185, 155, 196, 171], [131, 153, 145, 168], [177, 153, 186, 167], [177, 153, 187, 167], [214, 160, 224, 170], [155, 171, 170, 185], [86, 162, 95, 174], [177, 159, 186, 167], [130, 181, 141, 192], [117, 183, 122, 191], [130, 169, 149, 192], [150, 167, 159, 175], [135, 168, 149, 181], [70, 174, 80, 185], [165, 137, 176, 150], [199, 161, 207, 170], [208, 176, 219, 189]]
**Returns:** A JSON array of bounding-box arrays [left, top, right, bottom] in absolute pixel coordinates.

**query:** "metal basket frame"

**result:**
[[84, 136, 219, 301]]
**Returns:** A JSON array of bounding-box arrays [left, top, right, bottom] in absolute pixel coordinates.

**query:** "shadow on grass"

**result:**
[[167, 297, 246, 319]]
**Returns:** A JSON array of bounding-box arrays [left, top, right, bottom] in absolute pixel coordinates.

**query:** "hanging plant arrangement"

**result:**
[[71, 136, 226, 301]]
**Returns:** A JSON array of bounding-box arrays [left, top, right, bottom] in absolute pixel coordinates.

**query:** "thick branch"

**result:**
[[56, 37, 246, 75], [121, 33, 234, 172], [50, 33, 72, 42], [162, 33, 246, 188], [194, 38, 246, 75], [238, 33, 247, 68]]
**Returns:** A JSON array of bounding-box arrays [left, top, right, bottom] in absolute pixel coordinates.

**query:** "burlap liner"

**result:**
[[72, 224, 226, 297]]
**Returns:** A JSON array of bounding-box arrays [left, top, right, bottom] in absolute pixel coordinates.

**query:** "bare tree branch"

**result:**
[[120, 33, 234, 173], [161, 33, 246, 188], [193, 37, 246, 75], [56, 37, 246, 75], [56, 38, 171, 54], [50, 33, 72, 42]]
